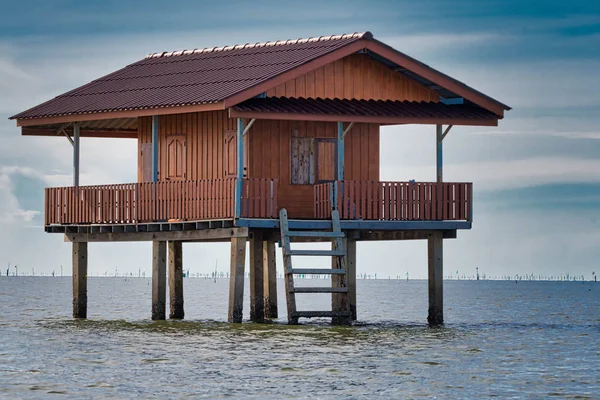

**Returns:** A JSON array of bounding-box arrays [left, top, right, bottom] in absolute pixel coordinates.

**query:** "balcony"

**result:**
[[44, 179, 472, 229]]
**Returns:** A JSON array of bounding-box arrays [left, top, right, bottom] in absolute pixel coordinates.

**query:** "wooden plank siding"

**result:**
[[266, 53, 439, 102], [247, 120, 379, 218], [138, 111, 236, 183]]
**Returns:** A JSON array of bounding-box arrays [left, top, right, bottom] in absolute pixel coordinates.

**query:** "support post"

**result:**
[[168, 241, 184, 319], [234, 118, 245, 218], [72, 242, 87, 318], [228, 237, 246, 323], [249, 230, 265, 322], [73, 123, 80, 187], [427, 231, 444, 326], [346, 237, 357, 321], [331, 237, 349, 325], [337, 122, 344, 181], [151, 115, 159, 182], [436, 124, 443, 183], [152, 241, 167, 320], [263, 240, 278, 319]]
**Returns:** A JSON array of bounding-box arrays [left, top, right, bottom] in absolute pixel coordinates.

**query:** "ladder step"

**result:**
[[292, 268, 346, 275], [292, 311, 352, 318], [288, 249, 345, 256], [286, 231, 345, 238], [292, 287, 349, 293]]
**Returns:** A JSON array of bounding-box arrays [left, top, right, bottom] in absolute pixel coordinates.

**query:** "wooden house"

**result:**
[[10, 32, 510, 325]]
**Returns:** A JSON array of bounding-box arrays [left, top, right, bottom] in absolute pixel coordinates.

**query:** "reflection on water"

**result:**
[[0, 278, 598, 398]]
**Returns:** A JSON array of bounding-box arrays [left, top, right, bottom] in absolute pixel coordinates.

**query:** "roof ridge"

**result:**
[[144, 31, 373, 59]]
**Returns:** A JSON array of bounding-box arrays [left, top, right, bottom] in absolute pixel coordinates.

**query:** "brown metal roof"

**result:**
[[11, 31, 510, 124], [11, 33, 369, 120], [231, 97, 500, 124]]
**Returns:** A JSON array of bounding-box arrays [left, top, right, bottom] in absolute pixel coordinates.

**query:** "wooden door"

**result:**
[[224, 131, 237, 178], [166, 135, 186, 181], [316, 139, 336, 182], [140, 143, 152, 182], [224, 130, 248, 178]]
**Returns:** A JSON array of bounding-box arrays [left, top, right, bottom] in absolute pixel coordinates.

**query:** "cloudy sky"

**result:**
[[1, 0, 598, 279]]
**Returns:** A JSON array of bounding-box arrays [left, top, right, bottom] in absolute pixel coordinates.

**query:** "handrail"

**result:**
[[314, 181, 472, 221], [45, 178, 278, 225]]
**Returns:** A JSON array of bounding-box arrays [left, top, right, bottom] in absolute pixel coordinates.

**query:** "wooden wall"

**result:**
[[138, 111, 236, 182], [247, 120, 379, 218], [266, 53, 439, 102]]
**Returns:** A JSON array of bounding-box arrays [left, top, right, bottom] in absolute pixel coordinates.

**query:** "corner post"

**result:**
[[73, 123, 80, 187], [152, 115, 159, 182], [263, 240, 278, 319], [168, 241, 184, 319], [249, 230, 265, 322], [228, 237, 247, 323], [72, 241, 87, 318], [427, 231, 444, 326], [436, 124, 443, 183], [152, 241, 167, 320], [235, 118, 245, 218], [337, 122, 344, 181]]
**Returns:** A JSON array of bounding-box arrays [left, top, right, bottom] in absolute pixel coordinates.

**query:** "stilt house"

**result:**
[[10, 32, 510, 325]]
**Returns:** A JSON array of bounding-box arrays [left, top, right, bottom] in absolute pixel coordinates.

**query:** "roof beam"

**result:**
[[364, 41, 508, 116], [441, 125, 453, 141], [22, 127, 138, 139]]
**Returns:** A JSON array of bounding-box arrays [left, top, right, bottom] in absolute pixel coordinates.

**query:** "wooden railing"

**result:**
[[45, 178, 278, 226], [314, 181, 472, 221], [240, 178, 279, 218]]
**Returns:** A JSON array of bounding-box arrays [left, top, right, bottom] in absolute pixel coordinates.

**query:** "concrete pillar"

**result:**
[[228, 237, 246, 323], [263, 240, 278, 319], [428, 231, 444, 326], [249, 230, 265, 322], [152, 241, 167, 320], [168, 241, 184, 319], [346, 237, 357, 321], [72, 242, 87, 319]]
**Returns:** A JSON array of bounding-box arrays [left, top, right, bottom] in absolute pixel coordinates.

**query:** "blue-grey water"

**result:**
[[0, 278, 598, 399]]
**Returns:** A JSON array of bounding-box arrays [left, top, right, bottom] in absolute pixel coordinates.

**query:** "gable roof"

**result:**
[[11, 31, 510, 125]]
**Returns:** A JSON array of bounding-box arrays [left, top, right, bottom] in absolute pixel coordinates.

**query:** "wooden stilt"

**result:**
[[346, 237, 357, 321], [331, 237, 349, 325], [152, 241, 167, 320], [228, 237, 246, 323], [168, 241, 184, 319], [428, 231, 444, 326], [263, 240, 278, 319], [249, 230, 265, 322], [72, 242, 88, 319]]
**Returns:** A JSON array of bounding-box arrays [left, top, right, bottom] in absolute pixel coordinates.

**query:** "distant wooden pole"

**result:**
[[73, 123, 80, 187], [427, 231, 444, 326], [346, 237, 357, 321], [152, 241, 167, 320], [228, 237, 246, 323], [249, 230, 265, 322], [168, 241, 184, 319], [151, 115, 159, 182], [72, 241, 87, 318], [263, 240, 278, 319]]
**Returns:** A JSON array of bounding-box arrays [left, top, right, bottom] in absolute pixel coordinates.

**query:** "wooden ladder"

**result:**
[[279, 208, 352, 324]]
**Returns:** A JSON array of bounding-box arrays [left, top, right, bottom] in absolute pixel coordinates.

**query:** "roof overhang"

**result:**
[[229, 97, 500, 127], [15, 101, 225, 127]]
